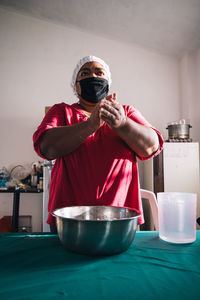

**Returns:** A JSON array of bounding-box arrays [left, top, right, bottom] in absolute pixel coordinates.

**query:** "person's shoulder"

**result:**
[[53, 102, 72, 109], [123, 105, 146, 120], [50, 102, 76, 112], [123, 104, 134, 110], [122, 104, 137, 114]]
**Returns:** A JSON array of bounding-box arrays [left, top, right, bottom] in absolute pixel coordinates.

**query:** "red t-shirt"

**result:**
[[33, 102, 163, 226]]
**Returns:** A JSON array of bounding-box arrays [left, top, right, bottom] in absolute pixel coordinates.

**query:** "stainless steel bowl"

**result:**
[[52, 206, 140, 256]]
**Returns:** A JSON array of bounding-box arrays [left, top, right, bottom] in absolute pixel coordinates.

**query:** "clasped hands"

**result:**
[[89, 93, 127, 131]]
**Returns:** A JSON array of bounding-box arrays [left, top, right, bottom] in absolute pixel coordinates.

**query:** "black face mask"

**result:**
[[77, 77, 109, 103]]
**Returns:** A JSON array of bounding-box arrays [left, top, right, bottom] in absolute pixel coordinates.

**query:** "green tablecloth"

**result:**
[[0, 231, 200, 300]]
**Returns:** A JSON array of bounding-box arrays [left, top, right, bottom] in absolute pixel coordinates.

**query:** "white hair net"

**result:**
[[71, 55, 112, 96]]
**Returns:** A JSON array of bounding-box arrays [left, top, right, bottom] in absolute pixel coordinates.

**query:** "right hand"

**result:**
[[88, 101, 104, 132]]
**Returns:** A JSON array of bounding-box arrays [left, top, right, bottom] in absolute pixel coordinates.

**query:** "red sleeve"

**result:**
[[125, 105, 164, 161], [32, 103, 66, 159]]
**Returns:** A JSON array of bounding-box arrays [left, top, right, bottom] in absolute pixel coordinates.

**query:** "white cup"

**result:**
[[158, 192, 197, 244]]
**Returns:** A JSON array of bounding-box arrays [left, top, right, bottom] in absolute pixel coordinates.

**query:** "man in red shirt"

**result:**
[[33, 55, 163, 232]]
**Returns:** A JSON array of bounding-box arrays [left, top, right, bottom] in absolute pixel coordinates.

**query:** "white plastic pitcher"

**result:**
[[158, 192, 197, 244]]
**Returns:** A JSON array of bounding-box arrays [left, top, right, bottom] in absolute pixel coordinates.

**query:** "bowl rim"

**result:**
[[51, 205, 140, 222]]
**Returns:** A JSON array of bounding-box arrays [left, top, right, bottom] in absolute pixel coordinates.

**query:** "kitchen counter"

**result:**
[[0, 231, 200, 300]]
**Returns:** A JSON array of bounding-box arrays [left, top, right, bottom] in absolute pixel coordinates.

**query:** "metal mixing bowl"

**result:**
[[52, 206, 140, 256]]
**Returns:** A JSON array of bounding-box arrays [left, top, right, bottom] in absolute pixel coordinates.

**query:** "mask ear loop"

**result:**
[[75, 80, 82, 98]]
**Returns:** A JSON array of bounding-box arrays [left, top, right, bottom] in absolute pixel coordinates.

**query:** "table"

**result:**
[[0, 188, 43, 232], [0, 231, 200, 300]]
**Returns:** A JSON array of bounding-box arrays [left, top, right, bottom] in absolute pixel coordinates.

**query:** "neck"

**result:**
[[78, 98, 96, 113]]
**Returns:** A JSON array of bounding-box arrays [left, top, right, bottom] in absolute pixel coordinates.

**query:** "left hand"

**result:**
[[99, 93, 126, 128]]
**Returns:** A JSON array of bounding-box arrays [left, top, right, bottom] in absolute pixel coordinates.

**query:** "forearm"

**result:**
[[115, 117, 159, 158], [40, 120, 94, 160]]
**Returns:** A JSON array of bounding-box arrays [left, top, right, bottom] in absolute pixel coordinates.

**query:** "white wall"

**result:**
[[0, 8, 181, 230], [180, 50, 200, 143]]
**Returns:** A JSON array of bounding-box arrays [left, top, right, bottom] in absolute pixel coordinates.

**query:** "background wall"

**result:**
[[180, 50, 200, 143], [0, 7, 198, 230], [0, 7, 180, 168]]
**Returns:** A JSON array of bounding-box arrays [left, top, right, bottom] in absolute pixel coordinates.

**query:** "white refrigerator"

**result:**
[[143, 142, 200, 228], [43, 160, 55, 232]]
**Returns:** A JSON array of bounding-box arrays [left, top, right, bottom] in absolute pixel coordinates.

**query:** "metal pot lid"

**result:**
[[166, 119, 192, 129]]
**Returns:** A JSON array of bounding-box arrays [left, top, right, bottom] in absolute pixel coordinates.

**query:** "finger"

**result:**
[[100, 114, 116, 126], [101, 116, 112, 127], [101, 100, 120, 112], [100, 104, 119, 118], [105, 94, 113, 101], [111, 101, 121, 110], [109, 93, 118, 104], [113, 93, 117, 101], [100, 109, 120, 124]]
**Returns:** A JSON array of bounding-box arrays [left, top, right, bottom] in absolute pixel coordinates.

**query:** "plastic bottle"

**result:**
[[31, 164, 38, 188]]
